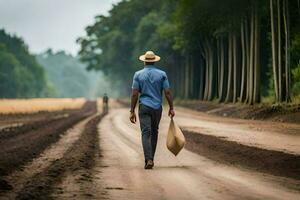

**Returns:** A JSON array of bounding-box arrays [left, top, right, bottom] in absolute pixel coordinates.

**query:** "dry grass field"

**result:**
[[0, 98, 86, 114]]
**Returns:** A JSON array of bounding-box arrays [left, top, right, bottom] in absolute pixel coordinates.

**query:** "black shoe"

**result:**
[[144, 160, 154, 169]]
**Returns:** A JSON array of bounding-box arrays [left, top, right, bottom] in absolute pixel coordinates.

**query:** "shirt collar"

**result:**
[[144, 65, 156, 68]]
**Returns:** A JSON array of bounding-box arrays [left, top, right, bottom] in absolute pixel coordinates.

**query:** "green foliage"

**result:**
[[292, 82, 300, 96], [292, 61, 300, 82], [291, 34, 300, 70], [292, 61, 300, 96], [78, 0, 179, 96], [291, 32, 300, 96], [78, 0, 300, 102], [36, 50, 100, 98], [0, 30, 48, 98], [173, 0, 249, 50]]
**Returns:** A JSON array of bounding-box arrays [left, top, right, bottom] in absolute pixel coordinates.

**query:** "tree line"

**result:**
[[172, 0, 298, 104], [0, 29, 105, 99], [0, 29, 50, 98], [36, 50, 101, 98], [79, 0, 300, 104]]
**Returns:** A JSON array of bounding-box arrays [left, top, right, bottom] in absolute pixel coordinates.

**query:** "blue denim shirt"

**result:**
[[132, 65, 170, 109]]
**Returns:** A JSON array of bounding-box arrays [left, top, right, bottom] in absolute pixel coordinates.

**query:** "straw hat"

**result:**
[[139, 51, 161, 62]]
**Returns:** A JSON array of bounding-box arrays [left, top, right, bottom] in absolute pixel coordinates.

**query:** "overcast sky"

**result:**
[[0, 0, 120, 55]]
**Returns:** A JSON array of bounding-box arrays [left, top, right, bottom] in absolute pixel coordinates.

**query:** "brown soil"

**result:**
[[0, 101, 97, 191], [0, 113, 69, 141], [183, 130, 300, 182], [0, 108, 78, 127], [177, 101, 300, 124], [14, 113, 104, 200]]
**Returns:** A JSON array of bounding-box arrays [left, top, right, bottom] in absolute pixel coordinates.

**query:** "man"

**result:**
[[103, 93, 109, 114], [129, 50, 175, 170]]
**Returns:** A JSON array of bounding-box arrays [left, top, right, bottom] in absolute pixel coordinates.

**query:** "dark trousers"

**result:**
[[138, 104, 162, 162]]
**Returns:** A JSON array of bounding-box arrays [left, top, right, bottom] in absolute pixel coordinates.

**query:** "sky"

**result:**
[[0, 0, 120, 55]]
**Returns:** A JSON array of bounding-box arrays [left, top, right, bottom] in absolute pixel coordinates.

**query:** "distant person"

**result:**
[[103, 93, 109, 114], [130, 51, 175, 170]]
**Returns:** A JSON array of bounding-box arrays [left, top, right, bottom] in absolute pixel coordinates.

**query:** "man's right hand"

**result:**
[[130, 111, 137, 123], [168, 109, 175, 118]]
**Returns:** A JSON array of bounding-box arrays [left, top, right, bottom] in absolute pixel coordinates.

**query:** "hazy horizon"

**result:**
[[0, 0, 120, 56]]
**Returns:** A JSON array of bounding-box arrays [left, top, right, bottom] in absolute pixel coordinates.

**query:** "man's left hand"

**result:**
[[168, 109, 175, 118], [130, 112, 137, 123]]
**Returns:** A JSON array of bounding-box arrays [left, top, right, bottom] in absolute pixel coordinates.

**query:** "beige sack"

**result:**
[[166, 118, 186, 156]]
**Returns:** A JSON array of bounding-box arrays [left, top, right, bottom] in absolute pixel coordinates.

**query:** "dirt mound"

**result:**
[[0, 108, 80, 128], [183, 130, 300, 182], [0, 114, 68, 141], [177, 101, 300, 124]]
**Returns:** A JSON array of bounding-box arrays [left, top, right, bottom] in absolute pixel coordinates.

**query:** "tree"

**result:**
[[0, 30, 49, 98], [270, 0, 292, 102], [78, 0, 299, 103], [36, 50, 100, 98]]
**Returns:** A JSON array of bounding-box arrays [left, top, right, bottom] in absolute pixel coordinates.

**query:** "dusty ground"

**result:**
[[0, 101, 299, 200], [95, 108, 300, 200]]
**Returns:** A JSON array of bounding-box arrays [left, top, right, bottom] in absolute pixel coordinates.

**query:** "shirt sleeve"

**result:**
[[131, 72, 140, 91], [162, 72, 170, 89]]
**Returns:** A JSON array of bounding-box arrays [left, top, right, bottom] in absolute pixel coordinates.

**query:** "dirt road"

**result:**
[[0, 103, 299, 199], [96, 107, 300, 200]]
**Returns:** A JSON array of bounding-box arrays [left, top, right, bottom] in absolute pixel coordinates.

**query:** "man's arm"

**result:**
[[164, 88, 175, 118], [130, 89, 139, 123]]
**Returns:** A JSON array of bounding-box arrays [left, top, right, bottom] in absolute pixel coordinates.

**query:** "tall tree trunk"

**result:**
[[180, 62, 183, 97], [190, 56, 194, 98], [240, 19, 247, 102], [233, 32, 238, 103], [175, 61, 179, 97], [277, 0, 282, 102], [199, 57, 205, 100], [248, 4, 255, 105], [219, 37, 226, 102], [203, 39, 210, 101], [203, 57, 209, 100], [270, 0, 279, 102], [208, 41, 215, 101], [245, 16, 251, 103], [184, 57, 189, 99], [225, 33, 233, 103], [187, 56, 191, 98], [283, 0, 291, 102], [180, 60, 185, 98], [199, 42, 206, 100], [217, 38, 221, 100], [253, 2, 260, 103]]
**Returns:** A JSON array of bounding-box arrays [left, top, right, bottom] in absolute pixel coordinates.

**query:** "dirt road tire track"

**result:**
[[183, 130, 300, 182], [0, 101, 97, 191], [14, 113, 104, 200]]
